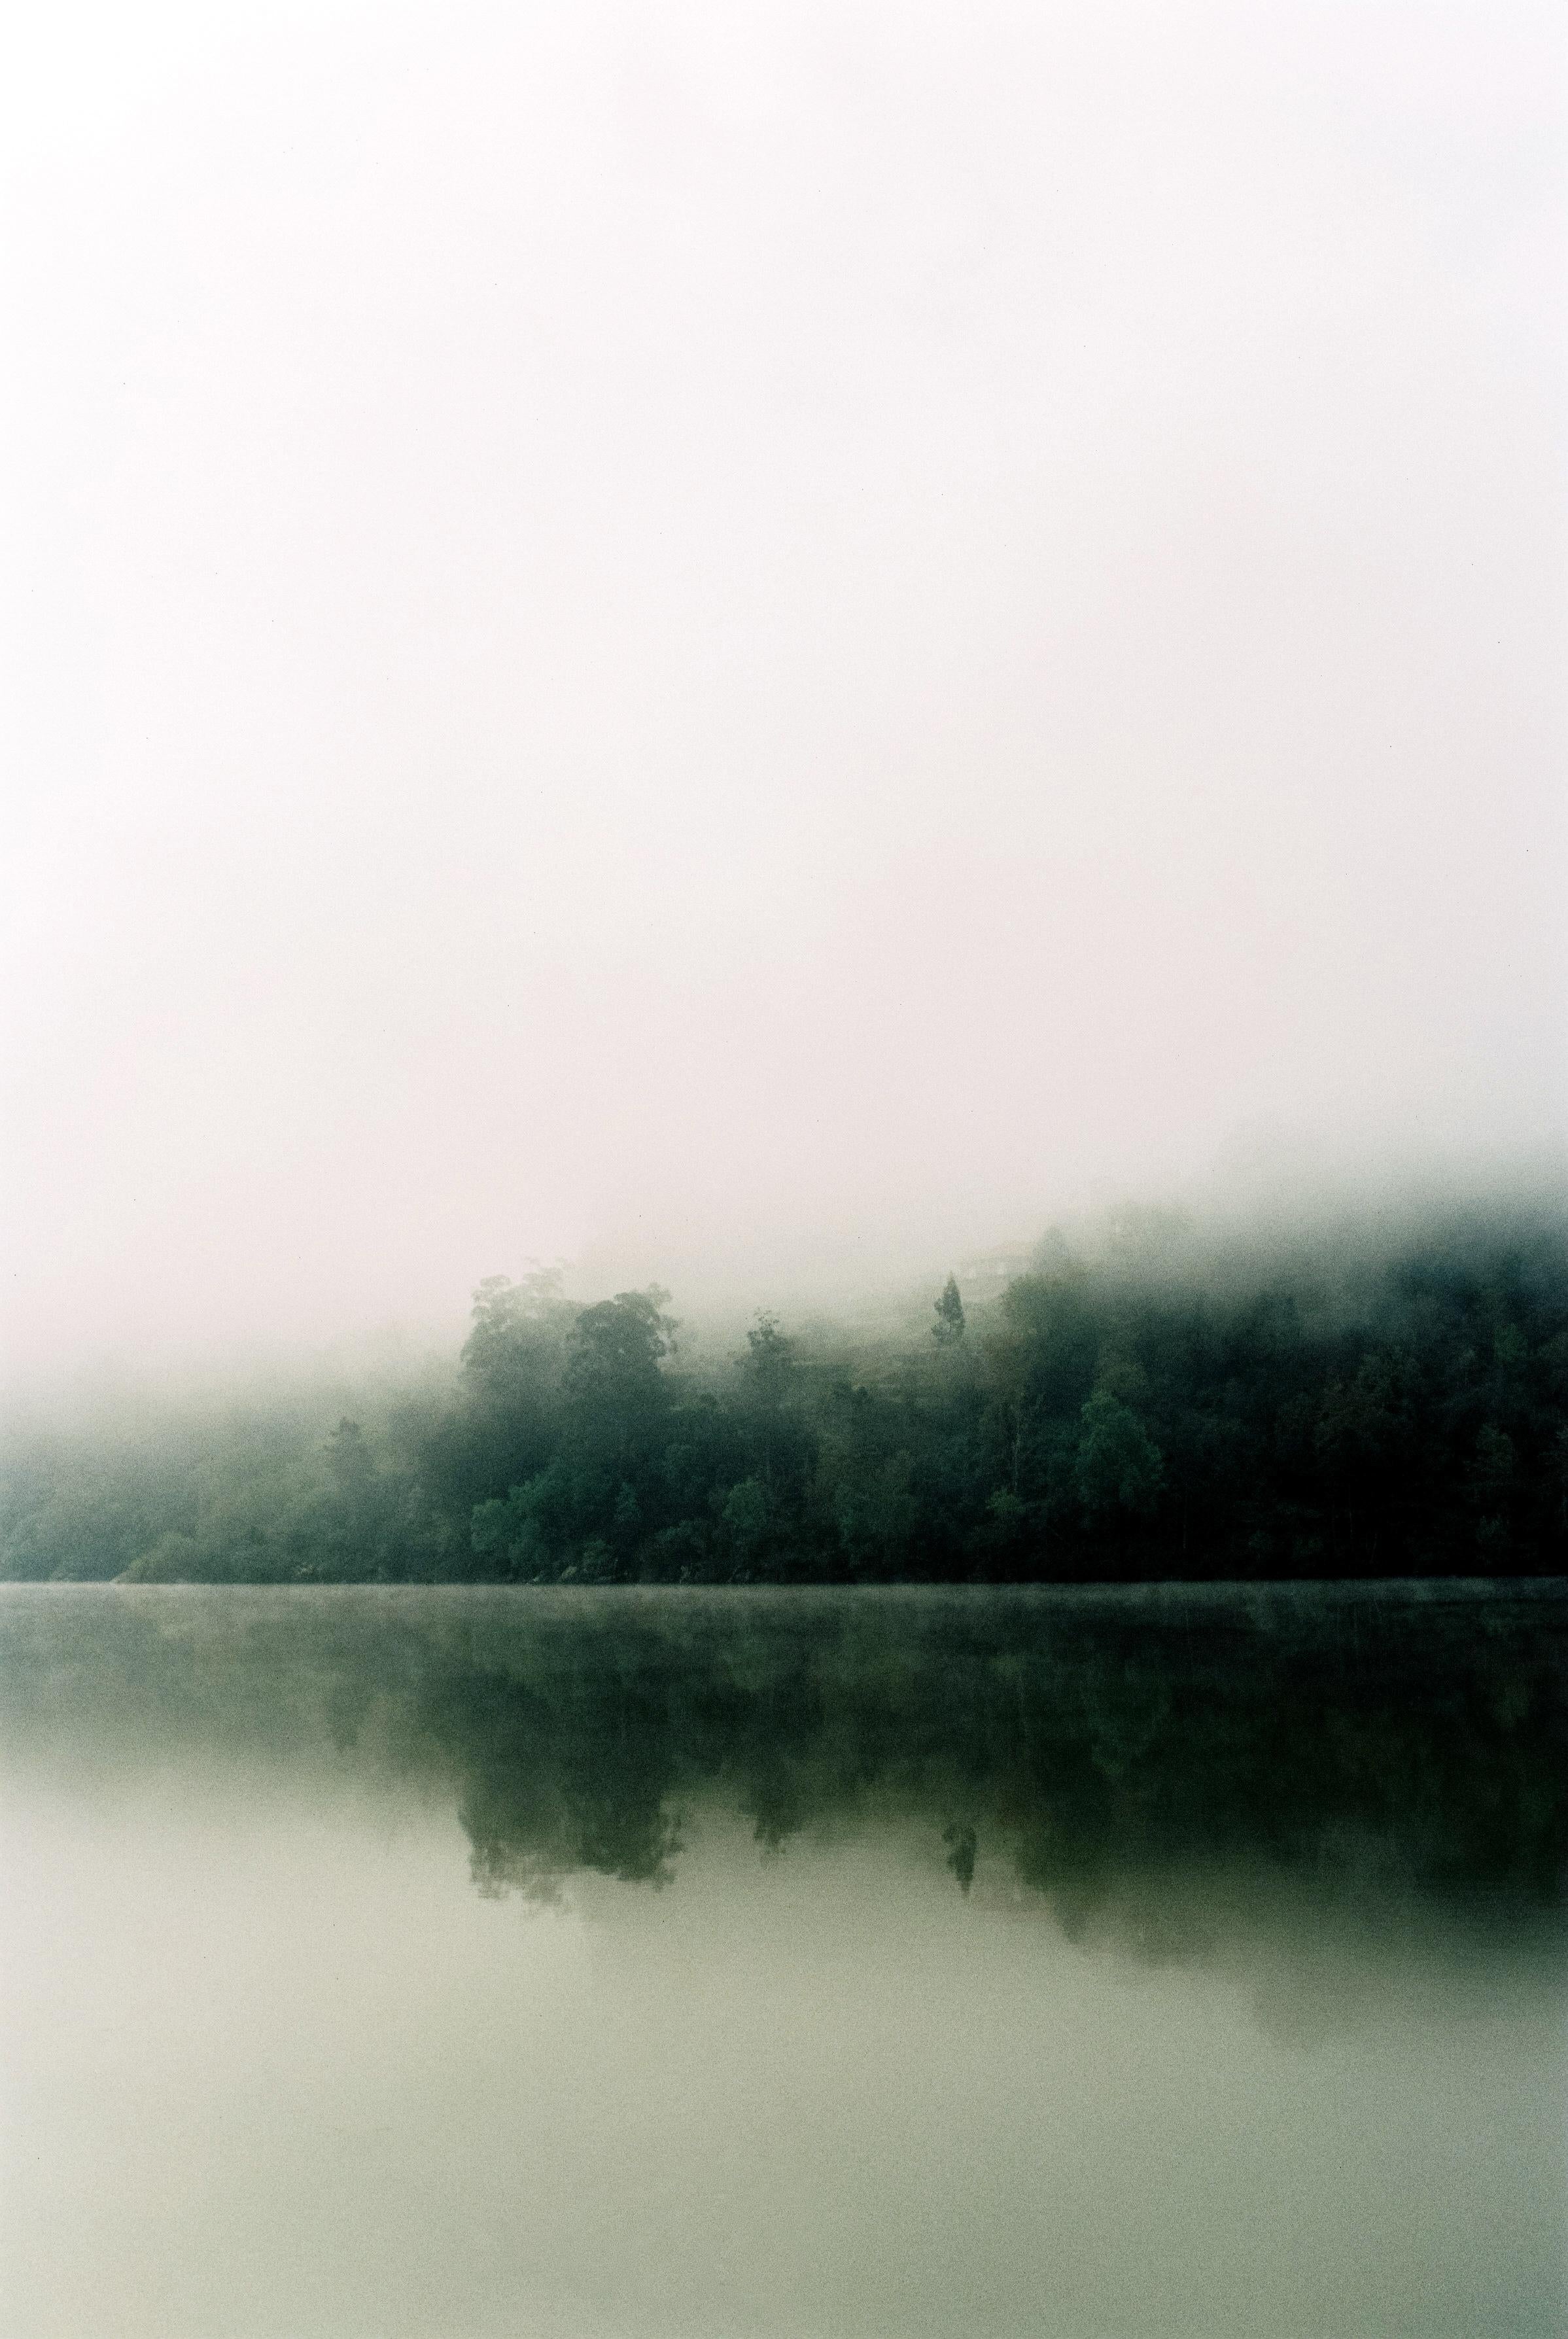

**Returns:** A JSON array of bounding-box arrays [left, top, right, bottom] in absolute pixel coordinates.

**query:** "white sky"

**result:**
[[2, 0, 1564, 1370]]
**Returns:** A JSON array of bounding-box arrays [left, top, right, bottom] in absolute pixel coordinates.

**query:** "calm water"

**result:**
[[1, 1583, 1563, 2338]]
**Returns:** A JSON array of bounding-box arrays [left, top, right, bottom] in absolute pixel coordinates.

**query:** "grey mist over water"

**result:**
[[1, 1582, 1563, 2337]]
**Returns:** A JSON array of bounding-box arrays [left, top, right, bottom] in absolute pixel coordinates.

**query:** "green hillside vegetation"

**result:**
[[4, 1203, 1567, 1585]]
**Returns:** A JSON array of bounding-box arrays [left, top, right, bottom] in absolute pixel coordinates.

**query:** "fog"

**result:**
[[3, 0, 1563, 1375]]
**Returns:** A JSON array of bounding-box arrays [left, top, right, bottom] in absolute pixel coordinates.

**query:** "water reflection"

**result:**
[[3, 1582, 1562, 1945], [2, 1584, 1563, 2339]]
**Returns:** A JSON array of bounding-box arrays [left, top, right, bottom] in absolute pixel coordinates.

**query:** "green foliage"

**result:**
[[932, 1275, 966, 1346], [1074, 1392, 1164, 1522], [742, 1312, 797, 1403], [5, 1204, 1567, 1585], [565, 1289, 676, 1415], [461, 1268, 572, 1386]]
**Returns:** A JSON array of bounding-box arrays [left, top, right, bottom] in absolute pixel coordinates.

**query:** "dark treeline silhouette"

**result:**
[[4, 1200, 1567, 1585], [1, 1583, 1562, 1950]]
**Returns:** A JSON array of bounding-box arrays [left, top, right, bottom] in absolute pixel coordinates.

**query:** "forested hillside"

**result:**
[[5, 1205, 1565, 1585]]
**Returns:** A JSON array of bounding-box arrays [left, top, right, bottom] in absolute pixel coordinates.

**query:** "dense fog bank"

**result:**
[[3, 1201, 1565, 1586]]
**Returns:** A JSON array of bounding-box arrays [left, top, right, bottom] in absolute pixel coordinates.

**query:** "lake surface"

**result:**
[[1, 1582, 1563, 2338]]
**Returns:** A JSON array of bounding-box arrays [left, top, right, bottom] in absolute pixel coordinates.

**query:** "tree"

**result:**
[[721, 1475, 772, 1574], [1075, 1392, 1164, 1524], [743, 1312, 798, 1403], [563, 1289, 678, 1482], [565, 1288, 677, 1413], [326, 1418, 373, 1493], [461, 1267, 570, 1388], [740, 1312, 801, 1496], [932, 1275, 966, 1347]]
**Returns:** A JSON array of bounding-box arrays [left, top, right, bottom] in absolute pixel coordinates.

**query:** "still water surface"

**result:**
[[1, 1583, 1563, 2338]]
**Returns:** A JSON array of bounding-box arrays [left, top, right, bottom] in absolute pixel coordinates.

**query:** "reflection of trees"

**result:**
[[2, 1585, 1563, 1940], [383, 1589, 1567, 1927], [434, 1659, 688, 1892]]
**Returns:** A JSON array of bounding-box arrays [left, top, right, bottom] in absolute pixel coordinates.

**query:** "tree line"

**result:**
[[3, 1201, 1566, 1585]]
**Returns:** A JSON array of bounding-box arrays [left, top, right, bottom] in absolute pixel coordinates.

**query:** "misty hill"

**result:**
[[3, 1201, 1565, 1587]]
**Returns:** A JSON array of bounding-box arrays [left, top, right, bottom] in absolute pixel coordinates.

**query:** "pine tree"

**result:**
[[932, 1274, 966, 1346]]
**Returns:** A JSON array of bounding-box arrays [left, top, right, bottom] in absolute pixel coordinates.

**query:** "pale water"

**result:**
[[1, 1584, 1563, 2338]]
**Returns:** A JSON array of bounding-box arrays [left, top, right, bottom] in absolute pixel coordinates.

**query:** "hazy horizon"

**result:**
[[4, 0, 1564, 1379]]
